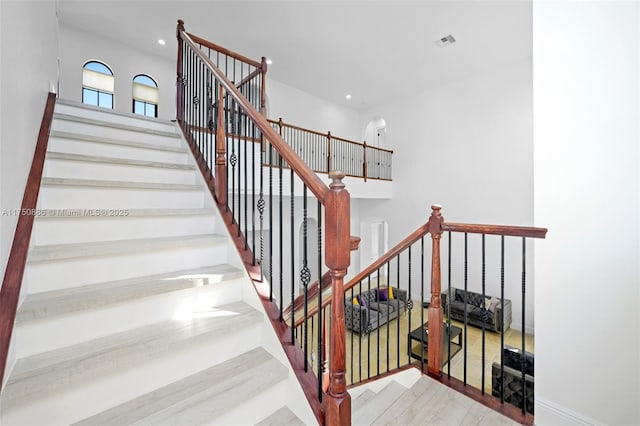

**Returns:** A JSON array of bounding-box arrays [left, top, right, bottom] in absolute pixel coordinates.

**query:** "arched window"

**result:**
[[132, 74, 158, 117], [82, 61, 114, 109]]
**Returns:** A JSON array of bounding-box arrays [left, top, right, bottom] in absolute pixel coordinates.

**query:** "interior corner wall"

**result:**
[[0, 1, 59, 285], [266, 78, 362, 142], [58, 25, 175, 121], [533, 1, 639, 424], [359, 59, 534, 329]]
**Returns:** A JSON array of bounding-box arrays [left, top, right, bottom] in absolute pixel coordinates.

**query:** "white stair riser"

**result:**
[[1, 323, 264, 426], [38, 186, 206, 209], [14, 279, 245, 358], [204, 378, 291, 426], [54, 103, 178, 134], [33, 214, 219, 245], [52, 120, 182, 149], [48, 137, 189, 164], [26, 243, 228, 293], [43, 158, 196, 185]]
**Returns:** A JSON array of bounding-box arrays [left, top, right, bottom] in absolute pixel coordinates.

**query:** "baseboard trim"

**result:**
[[510, 322, 535, 335], [536, 397, 600, 425]]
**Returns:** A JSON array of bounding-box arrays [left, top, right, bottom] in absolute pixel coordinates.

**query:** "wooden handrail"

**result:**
[[300, 213, 548, 326], [299, 222, 431, 323], [186, 32, 262, 68], [236, 68, 262, 89], [268, 118, 395, 154], [179, 29, 330, 202], [0, 92, 56, 387], [442, 222, 547, 239]]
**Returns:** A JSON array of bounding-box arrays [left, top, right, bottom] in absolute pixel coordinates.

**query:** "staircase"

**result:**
[[0, 100, 314, 425], [350, 372, 518, 426]]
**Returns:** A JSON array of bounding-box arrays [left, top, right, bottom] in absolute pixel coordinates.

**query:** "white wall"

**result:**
[[58, 25, 175, 121], [534, 1, 639, 424], [359, 58, 535, 330], [0, 1, 59, 283], [267, 78, 362, 142]]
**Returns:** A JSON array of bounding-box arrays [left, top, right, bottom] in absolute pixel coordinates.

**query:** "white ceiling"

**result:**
[[57, 0, 532, 112]]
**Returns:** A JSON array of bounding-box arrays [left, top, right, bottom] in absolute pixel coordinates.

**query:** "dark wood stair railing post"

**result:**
[[362, 141, 367, 182], [215, 84, 227, 207], [176, 19, 185, 123], [260, 56, 267, 117], [427, 204, 445, 377], [324, 171, 351, 426], [326, 131, 332, 174]]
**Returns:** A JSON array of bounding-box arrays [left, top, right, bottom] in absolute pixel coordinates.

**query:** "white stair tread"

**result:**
[[352, 388, 377, 413], [2, 301, 262, 408], [27, 234, 226, 263], [41, 177, 203, 191], [255, 406, 305, 426], [35, 207, 217, 220], [46, 151, 195, 170], [54, 112, 181, 138], [371, 377, 438, 425], [73, 347, 287, 426], [353, 381, 407, 426], [16, 264, 244, 323], [50, 130, 187, 153]]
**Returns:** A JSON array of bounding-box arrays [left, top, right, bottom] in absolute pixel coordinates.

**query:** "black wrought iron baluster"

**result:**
[[224, 92, 230, 213], [377, 266, 381, 376], [464, 232, 468, 384], [268, 141, 273, 300], [251, 110, 256, 265], [447, 231, 452, 377], [317, 200, 323, 401], [237, 106, 242, 237], [278, 154, 284, 321], [229, 100, 237, 224], [482, 234, 486, 395], [243, 111, 248, 247], [358, 279, 362, 383], [349, 286, 354, 384], [500, 235, 505, 404], [386, 259, 390, 366], [403, 248, 409, 370], [420, 237, 425, 372], [521, 237, 527, 414], [258, 130, 264, 275], [301, 185, 310, 371], [290, 167, 295, 345], [367, 275, 371, 380]]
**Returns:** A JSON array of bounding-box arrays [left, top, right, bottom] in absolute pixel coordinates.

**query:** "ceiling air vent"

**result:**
[[436, 34, 456, 48]]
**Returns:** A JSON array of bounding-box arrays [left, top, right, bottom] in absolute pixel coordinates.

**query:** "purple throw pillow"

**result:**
[[378, 288, 389, 301], [357, 295, 367, 307]]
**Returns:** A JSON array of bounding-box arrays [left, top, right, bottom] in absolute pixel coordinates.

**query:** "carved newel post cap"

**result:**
[[329, 171, 346, 189], [431, 204, 442, 212]]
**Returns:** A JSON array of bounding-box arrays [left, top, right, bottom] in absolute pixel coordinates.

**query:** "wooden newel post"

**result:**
[[215, 84, 227, 207], [324, 171, 351, 426], [427, 204, 444, 377], [260, 57, 268, 117], [176, 19, 185, 123], [362, 141, 367, 182], [327, 131, 332, 174]]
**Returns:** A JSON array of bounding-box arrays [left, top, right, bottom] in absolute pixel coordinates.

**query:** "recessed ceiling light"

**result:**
[[436, 34, 456, 48], [266, 58, 273, 65], [158, 39, 166, 46], [346, 94, 352, 100]]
